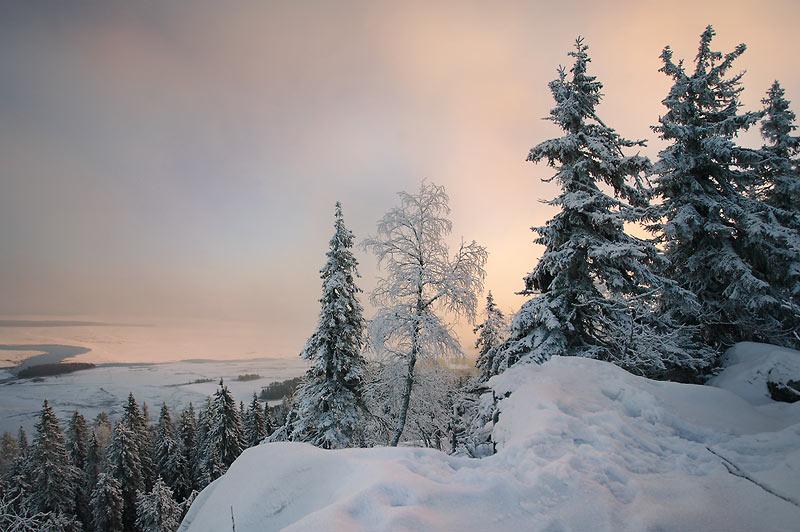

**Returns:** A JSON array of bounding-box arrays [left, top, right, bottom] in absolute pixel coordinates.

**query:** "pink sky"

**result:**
[[1, 1, 798, 357]]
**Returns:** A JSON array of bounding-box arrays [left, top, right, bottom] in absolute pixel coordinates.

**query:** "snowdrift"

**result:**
[[181, 347, 800, 532]]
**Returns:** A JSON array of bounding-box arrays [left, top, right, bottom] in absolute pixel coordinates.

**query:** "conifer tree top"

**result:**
[[530, 37, 649, 208], [762, 80, 799, 155]]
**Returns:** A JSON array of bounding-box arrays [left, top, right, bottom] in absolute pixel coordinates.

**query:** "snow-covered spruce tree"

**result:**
[[91, 472, 124, 532], [93, 411, 113, 452], [264, 402, 273, 436], [244, 393, 267, 448], [8, 427, 29, 480], [194, 398, 214, 488], [451, 291, 507, 454], [177, 404, 199, 496], [364, 182, 487, 446], [29, 400, 77, 516], [2, 428, 31, 511], [761, 81, 800, 224], [474, 291, 508, 381], [203, 380, 244, 479], [135, 477, 182, 532], [84, 432, 102, 502], [66, 411, 90, 528], [107, 421, 144, 532], [141, 402, 157, 490], [759, 81, 800, 343], [16, 427, 28, 457], [122, 393, 155, 491], [486, 38, 712, 381], [66, 411, 88, 472], [154, 404, 188, 499], [289, 202, 368, 449], [0, 432, 18, 477], [649, 26, 800, 348]]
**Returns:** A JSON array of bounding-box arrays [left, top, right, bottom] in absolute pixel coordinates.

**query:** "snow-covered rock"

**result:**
[[181, 352, 800, 532], [710, 342, 800, 405]]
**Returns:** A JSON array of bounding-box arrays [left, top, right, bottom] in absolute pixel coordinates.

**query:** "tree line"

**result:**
[[0, 384, 281, 531]]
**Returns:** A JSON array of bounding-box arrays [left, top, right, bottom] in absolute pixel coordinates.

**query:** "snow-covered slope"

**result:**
[[181, 351, 800, 532]]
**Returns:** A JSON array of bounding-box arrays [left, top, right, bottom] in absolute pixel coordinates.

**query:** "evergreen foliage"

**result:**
[[91, 472, 124, 532], [487, 38, 713, 380], [154, 404, 188, 499], [244, 394, 267, 448], [760, 80, 800, 221], [178, 404, 199, 497], [203, 381, 244, 479], [648, 26, 799, 348], [29, 400, 77, 515], [66, 411, 90, 529], [121, 394, 155, 492], [474, 291, 508, 380], [289, 202, 368, 449], [84, 432, 102, 504], [107, 420, 144, 531], [759, 80, 800, 344], [135, 477, 182, 532]]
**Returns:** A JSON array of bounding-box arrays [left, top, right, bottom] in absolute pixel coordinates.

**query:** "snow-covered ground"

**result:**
[[0, 358, 308, 434], [181, 344, 800, 532]]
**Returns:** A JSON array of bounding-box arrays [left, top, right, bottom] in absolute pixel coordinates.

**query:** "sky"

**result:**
[[1, 0, 799, 355]]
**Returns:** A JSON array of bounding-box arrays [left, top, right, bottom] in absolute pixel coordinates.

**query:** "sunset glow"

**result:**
[[2, 0, 798, 352]]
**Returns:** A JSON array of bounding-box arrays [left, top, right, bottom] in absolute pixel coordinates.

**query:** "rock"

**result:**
[[767, 379, 800, 403]]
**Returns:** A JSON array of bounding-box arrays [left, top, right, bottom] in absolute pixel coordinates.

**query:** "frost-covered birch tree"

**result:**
[[288, 202, 368, 449], [364, 182, 487, 446], [486, 38, 713, 381]]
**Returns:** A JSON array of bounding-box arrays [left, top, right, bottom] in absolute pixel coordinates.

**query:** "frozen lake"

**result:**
[[0, 317, 311, 433], [0, 356, 308, 434]]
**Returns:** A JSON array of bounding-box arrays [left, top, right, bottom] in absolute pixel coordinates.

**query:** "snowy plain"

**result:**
[[0, 318, 309, 433], [182, 344, 800, 532], [0, 358, 308, 434]]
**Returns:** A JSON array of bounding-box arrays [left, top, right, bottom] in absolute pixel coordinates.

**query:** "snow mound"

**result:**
[[710, 342, 800, 405], [181, 355, 800, 532]]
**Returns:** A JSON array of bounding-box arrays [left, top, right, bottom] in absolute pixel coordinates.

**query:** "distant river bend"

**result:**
[[0, 344, 91, 374]]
